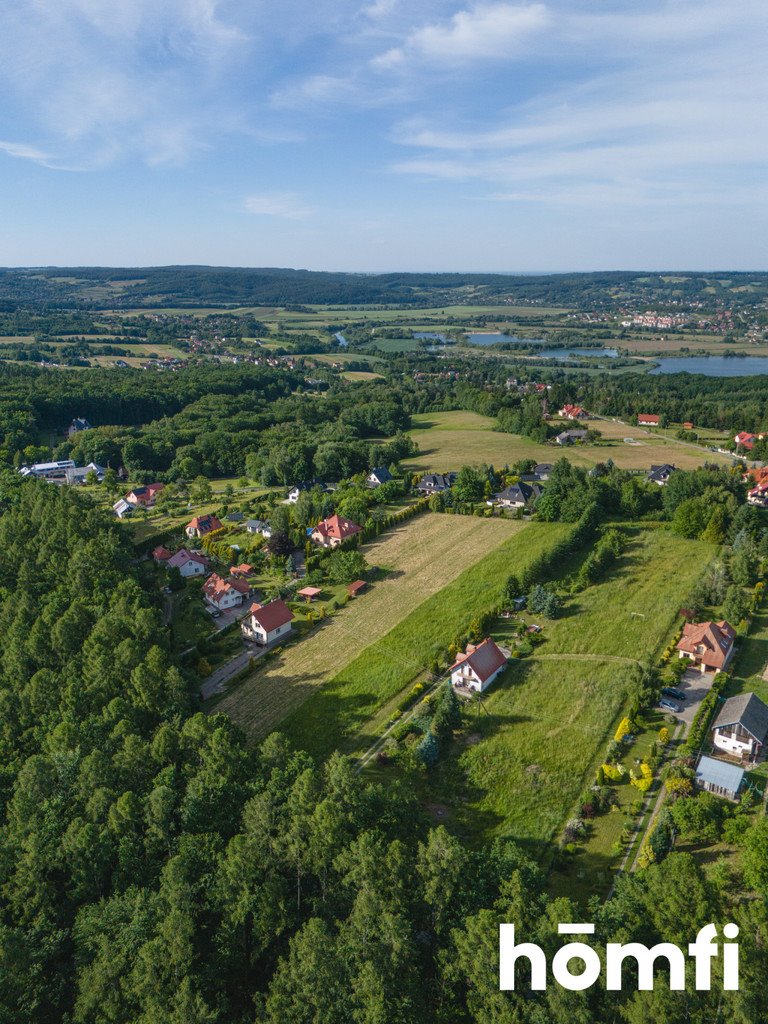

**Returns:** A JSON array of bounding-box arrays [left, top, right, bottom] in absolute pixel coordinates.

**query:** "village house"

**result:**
[[230, 563, 254, 578], [246, 519, 272, 537], [493, 481, 542, 510], [637, 414, 660, 426], [450, 638, 508, 693], [125, 482, 164, 508], [748, 481, 768, 507], [67, 417, 92, 438], [167, 548, 209, 578], [734, 431, 760, 451], [647, 463, 677, 486], [203, 573, 249, 610], [694, 755, 746, 800], [558, 404, 588, 420], [676, 619, 735, 674], [241, 599, 294, 645], [310, 513, 362, 549], [185, 513, 223, 539], [112, 497, 134, 518], [417, 472, 457, 495], [366, 466, 393, 488], [19, 459, 76, 481], [286, 480, 327, 503], [64, 462, 106, 485], [555, 429, 587, 445], [711, 692, 768, 762]]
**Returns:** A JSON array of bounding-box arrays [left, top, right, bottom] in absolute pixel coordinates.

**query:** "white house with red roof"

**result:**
[[185, 513, 223, 539], [450, 638, 508, 693], [203, 572, 249, 610], [638, 414, 660, 426], [676, 620, 735, 674], [558, 404, 587, 420], [241, 599, 294, 645], [310, 514, 362, 549], [735, 431, 758, 451], [167, 548, 209, 578]]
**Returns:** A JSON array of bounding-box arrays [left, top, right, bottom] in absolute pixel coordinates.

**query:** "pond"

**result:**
[[650, 356, 768, 376], [465, 332, 538, 345], [535, 348, 619, 360]]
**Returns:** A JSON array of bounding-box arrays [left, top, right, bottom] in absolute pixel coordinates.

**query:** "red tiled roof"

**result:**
[[450, 638, 508, 684], [297, 586, 322, 597], [153, 545, 172, 560], [246, 599, 294, 632], [559, 404, 586, 418], [638, 414, 660, 424], [229, 577, 250, 595], [186, 514, 222, 534], [230, 564, 253, 577], [347, 580, 367, 595], [312, 514, 362, 541], [677, 620, 735, 669]]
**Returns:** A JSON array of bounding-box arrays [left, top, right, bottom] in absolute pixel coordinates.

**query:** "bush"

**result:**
[[417, 731, 440, 768], [614, 716, 633, 742], [630, 762, 653, 792], [602, 762, 626, 782]]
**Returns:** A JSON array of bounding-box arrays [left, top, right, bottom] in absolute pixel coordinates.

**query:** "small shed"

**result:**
[[347, 580, 367, 597], [694, 755, 745, 801], [297, 586, 322, 603]]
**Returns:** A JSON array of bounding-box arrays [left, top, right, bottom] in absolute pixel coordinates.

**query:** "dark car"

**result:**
[[659, 698, 681, 713], [662, 687, 686, 701]]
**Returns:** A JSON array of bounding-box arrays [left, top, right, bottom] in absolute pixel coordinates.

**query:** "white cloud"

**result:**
[[373, 3, 549, 68], [0, 140, 54, 163], [270, 75, 358, 109], [243, 192, 312, 219]]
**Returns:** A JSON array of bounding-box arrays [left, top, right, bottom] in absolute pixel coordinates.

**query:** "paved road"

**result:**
[[199, 638, 282, 701]]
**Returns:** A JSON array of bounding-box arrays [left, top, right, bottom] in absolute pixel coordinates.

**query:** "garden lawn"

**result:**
[[212, 513, 540, 741], [407, 528, 716, 850]]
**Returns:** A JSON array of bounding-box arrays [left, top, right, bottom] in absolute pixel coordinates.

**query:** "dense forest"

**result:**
[[1, 477, 768, 1023], [1, 266, 767, 310]]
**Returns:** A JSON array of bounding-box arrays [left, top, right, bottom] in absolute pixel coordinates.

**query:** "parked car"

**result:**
[[659, 698, 681, 713], [206, 606, 221, 618], [662, 687, 686, 701]]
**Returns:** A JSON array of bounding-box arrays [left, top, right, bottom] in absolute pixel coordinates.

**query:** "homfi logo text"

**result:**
[[500, 922, 740, 992]]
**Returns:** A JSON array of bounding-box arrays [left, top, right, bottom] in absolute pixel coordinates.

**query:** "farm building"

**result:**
[[638, 414, 660, 426], [347, 579, 367, 597], [450, 638, 508, 693], [555, 429, 587, 445]]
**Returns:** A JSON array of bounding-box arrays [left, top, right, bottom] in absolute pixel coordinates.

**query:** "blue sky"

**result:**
[[0, 0, 766, 271]]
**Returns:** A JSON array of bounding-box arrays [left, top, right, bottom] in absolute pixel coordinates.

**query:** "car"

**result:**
[[206, 606, 221, 618], [161, 585, 172, 595], [659, 698, 681, 713], [662, 687, 686, 701]]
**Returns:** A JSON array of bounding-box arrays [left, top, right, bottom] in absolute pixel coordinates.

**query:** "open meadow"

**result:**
[[400, 528, 715, 852], [213, 513, 531, 740], [403, 410, 734, 474]]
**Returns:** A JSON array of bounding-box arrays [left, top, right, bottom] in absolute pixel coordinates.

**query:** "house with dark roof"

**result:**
[[450, 638, 508, 693], [67, 417, 92, 438], [555, 429, 588, 445], [493, 481, 542, 510], [711, 692, 768, 761], [241, 599, 294, 645], [676, 620, 735, 674], [694, 755, 746, 801], [648, 463, 677, 486], [310, 514, 362, 549], [185, 513, 223, 539], [417, 472, 457, 495], [367, 467, 393, 487], [286, 480, 327, 503], [246, 519, 272, 537]]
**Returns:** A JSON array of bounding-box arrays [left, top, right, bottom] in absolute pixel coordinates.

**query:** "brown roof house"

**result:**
[[185, 514, 222, 539], [450, 638, 508, 693], [241, 599, 294, 646], [676, 620, 735, 674], [310, 514, 362, 549]]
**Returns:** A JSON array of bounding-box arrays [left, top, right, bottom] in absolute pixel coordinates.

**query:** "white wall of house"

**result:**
[[242, 619, 292, 644], [207, 589, 243, 610], [451, 663, 505, 693], [713, 731, 756, 759], [178, 560, 205, 578]]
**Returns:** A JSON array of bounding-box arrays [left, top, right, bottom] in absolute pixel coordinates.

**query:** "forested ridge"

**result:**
[[1, 266, 767, 309]]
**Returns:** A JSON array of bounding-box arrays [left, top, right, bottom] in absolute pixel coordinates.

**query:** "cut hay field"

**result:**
[[342, 370, 386, 381], [403, 410, 732, 474], [411, 528, 715, 848], [213, 516, 567, 748]]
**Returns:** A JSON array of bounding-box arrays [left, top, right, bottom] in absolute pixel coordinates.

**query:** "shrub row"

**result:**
[[680, 672, 729, 757]]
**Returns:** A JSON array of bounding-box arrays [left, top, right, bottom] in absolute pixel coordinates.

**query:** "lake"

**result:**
[[536, 348, 619, 360], [650, 356, 768, 376], [466, 332, 535, 345]]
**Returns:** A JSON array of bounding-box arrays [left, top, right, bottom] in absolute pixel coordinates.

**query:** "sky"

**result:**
[[0, 0, 766, 271]]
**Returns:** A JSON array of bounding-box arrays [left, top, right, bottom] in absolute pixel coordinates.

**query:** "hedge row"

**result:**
[[680, 672, 729, 757]]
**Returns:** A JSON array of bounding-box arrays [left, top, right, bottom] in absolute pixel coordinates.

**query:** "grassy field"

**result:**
[[212, 514, 544, 744], [341, 370, 386, 381], [403, 410, 734, 475], [398, 528, 715, 854]]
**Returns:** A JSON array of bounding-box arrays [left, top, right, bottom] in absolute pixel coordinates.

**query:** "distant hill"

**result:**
[[0, 265, 766, 310]]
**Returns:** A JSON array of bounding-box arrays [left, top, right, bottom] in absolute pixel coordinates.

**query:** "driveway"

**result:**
[[662, 667, 716, 730], [199, 637, 284, 701]]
